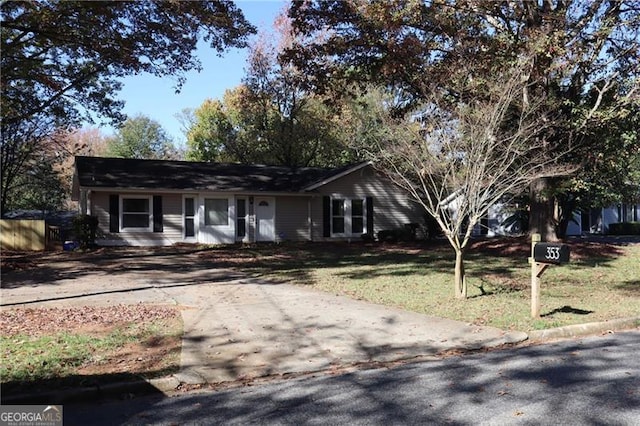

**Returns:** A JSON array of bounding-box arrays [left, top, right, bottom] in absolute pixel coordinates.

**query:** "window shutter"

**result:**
[[109, 194, 119, 233], [366, 196, 374, 235], [481, 215, 489, 235], [153, 195, 163, 232], [322, 196, 331, 237]]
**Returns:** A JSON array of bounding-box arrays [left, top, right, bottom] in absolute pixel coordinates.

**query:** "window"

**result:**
[[237, 198, 246, 238], [618, 204, 634, 223], [351, 199, 364, 234], [184, 197, 195, 238], [626, 204, 634, 223], [331, 198, 366, 236], [332, 199, 345, 233], [122, 197, 151, 230], [204, 198, 228, 226]]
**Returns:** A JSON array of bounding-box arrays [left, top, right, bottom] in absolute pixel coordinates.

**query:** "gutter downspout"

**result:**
[[308, 196, 313, 242]]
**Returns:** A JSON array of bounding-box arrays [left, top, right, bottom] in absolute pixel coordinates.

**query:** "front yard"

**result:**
[[1, 236, 638, 396], [197, 237, 640, 332], [1, 304, 182, 396]]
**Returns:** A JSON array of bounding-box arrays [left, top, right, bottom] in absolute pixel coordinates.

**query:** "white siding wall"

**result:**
[[275, 196, 310, 241], [470, 202, 513, 237], [602, 207, 619, 234], [92, 191, 110, 238], [565, 212, 582, 236], [310, 167, 423, 240], [600, 204, 640, 233], [91, 191, 183, 246], [86, 166, 425, 245], [569, 204, 639, 236]]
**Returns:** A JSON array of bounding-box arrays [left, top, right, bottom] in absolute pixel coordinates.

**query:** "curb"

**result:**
[[3, 318, 638, 405], [527, 316, 640, 342], [0, 376, 181, 405]]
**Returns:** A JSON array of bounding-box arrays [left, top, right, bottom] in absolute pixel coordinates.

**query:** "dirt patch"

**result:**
[[470, 236, 531, 257], [76, 335, 180, 377]]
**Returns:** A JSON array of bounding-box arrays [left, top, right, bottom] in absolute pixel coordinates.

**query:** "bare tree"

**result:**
[[355, 68, 572, 299]]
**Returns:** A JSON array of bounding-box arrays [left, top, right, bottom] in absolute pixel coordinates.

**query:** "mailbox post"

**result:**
[[529, 234, 570, 318]]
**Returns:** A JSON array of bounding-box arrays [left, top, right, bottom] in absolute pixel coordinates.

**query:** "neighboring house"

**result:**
[[566, 203, 640, 235], [447, 184, 640, 236], [469, 202, 640, 237], [71, 156, 423, 246], [470, 201, 520, 237]]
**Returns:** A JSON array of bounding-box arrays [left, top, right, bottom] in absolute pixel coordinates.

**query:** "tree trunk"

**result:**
[[529, 177, 558, 242], [454, 248, 467, 299]]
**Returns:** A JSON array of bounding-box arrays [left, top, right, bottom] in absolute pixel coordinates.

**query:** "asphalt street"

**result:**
[[65, 330, 640, 425]]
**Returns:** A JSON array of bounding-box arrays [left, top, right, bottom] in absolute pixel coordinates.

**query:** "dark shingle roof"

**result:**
[[74, 156, 363, 193]]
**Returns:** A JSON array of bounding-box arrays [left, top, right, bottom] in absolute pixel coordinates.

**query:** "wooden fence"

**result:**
[[0, 220, 62, 251]]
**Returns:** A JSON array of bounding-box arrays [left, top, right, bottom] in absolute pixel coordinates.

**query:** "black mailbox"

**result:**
[[533, 243, 570, 265]]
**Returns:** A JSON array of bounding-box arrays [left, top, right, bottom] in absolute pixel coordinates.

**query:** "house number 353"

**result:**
[[545, 246, 561, 260]]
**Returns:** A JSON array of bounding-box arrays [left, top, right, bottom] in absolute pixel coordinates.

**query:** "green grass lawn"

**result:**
[[1, 306, 182, 392], [202, 238, 640, 332], [1, 329, 136, 383]]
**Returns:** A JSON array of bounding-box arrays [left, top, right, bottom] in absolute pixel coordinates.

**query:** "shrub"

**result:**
[[72, 215, 99, 249], [360, 233, 375, 242], [608, 222, 640, 235], [423, 213, 444, 240], [378, 224, 417, 242]]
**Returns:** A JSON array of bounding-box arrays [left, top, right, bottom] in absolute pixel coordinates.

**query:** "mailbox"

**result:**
[[533, 243, 570, 265]]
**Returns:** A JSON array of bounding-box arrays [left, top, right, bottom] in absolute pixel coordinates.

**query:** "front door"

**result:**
[[255, 197, 275, 242]]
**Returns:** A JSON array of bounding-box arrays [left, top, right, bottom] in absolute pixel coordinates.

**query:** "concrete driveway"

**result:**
[[1, 247, 526, 385]]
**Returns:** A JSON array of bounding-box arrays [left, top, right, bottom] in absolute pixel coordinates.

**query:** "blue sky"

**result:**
[[108, 1, 287, 145]]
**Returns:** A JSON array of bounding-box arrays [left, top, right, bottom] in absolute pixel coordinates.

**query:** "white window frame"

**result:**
[[204, 197, 230, 227], [236, 197, 248, 241], [331, 198, 346, 235], [351, 198, 365, 235], [331, 197, 366, 237], [120, 195, 153, 232]]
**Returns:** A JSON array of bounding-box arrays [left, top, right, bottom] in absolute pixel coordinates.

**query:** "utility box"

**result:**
[[533, 243, 570, 265]]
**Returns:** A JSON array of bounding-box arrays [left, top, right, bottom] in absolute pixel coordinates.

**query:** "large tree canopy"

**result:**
[[185, 15, 360, 167], [1, 0, 255, 128], [184, 82, 356, 168], [184, 99, 236, 163], [0, 0, 254, 215], [106, 115, 179, 160], [286, 0, 640, 239], [286, 0, 639, 108]]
